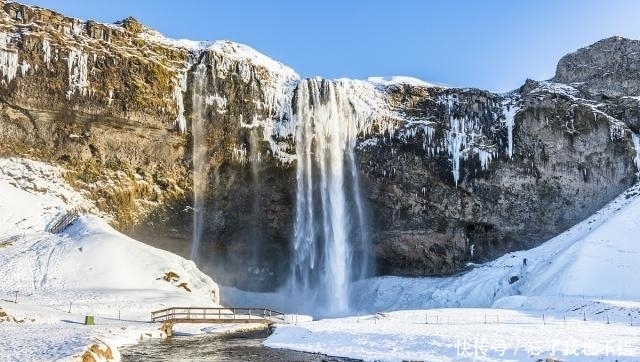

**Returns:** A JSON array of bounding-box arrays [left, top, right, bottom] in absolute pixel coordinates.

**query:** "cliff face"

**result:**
[[0, 2, 193, 229], [0, 2, 638, 291]]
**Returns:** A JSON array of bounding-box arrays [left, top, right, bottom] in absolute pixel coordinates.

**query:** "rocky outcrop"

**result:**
[[554, 36, 640, 98], [0, 2, 638, 291], [0, 2, 194, 229], [362, 80, 635, 276]]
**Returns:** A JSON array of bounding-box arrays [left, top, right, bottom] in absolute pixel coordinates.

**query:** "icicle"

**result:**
[[19, 60, 29, 76], [172, 70, 188, 133], [0, 32, 18, 83], [503, 101, 519, 158], [42, 39, 51, 67], [66, 48, 89, 99]]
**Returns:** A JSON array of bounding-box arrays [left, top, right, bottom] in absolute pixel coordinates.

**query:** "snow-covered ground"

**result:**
[[3, 155, 640, 362], [0, 158, 250, 362], [264, 182, 640, 361]]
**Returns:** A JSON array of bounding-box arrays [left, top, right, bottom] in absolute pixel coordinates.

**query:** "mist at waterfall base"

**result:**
[[189, 73, 375, 318]]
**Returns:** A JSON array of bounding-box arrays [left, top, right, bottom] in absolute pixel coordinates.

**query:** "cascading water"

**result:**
[[288, 78, 371, 317], [633, 133, 640, 176], [190, 61, 208, 261]]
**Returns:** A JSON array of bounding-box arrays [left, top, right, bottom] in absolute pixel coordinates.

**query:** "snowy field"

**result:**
[[0, 158, 249, 362], [266, 308, 640, 361], [264, 182, 640, 361]]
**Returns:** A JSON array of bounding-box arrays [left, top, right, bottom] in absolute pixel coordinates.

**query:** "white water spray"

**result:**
[[190, 62, 208, 261]]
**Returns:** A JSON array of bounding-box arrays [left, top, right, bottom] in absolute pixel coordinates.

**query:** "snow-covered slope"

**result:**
[[0, 157, 222, 361], [352, 182, 640, 313], [265, 182, 640, 361]]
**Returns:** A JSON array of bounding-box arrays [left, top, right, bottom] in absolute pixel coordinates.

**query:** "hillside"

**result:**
[[0, 157, 220, 362]]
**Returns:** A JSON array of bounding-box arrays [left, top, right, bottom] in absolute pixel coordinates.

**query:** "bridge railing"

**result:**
[[150, 307, 287, 324]]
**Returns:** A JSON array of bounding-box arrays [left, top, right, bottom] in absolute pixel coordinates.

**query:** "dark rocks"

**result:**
[[554, 36, 640, 98]]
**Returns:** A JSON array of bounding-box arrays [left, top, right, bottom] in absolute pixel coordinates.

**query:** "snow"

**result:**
[[529, 80, 628, 141], [266, 309, 639, 361], [367, 76, 445, 88], [265, 182, 640, 361], [206, 40, 299, 82], [532, 80, 582, 98], [0, 157, 228, 362]]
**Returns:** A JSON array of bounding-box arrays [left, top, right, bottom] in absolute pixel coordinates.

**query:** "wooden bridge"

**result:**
[[151, 307, 287, 336]]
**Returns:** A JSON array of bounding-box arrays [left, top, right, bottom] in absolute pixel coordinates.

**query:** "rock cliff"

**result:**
[[0, 2, 638, 291]]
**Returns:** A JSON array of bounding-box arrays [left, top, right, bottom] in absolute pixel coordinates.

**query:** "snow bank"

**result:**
[[265, 182, 640, 360], [266, 309, 640, 361], [350, 183, 640, 313], [0, 157, 222, 361], [367, 75, 445, 88]]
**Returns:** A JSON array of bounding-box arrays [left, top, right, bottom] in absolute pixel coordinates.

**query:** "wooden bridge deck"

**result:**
[[151, 307, 286, 326]]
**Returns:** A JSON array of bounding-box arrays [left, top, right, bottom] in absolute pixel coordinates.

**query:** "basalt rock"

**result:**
[[0, 2, 638, 291]]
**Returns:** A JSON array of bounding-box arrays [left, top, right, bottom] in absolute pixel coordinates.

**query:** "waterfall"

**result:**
[[633, 133, 640, 176], [289, 78, 371, 317], [190, 62, 208, 261]]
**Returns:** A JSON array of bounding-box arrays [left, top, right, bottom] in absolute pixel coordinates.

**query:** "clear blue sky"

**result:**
[[22, 0, 640, 92]]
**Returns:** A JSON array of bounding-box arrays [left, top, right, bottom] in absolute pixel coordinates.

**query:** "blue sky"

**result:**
[[23, 1, 640, 92]]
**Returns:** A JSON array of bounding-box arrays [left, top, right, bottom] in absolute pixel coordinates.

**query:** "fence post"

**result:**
[[68, 301, 72, 313], [543, 313, 545, 325], [484, 314, 486, 324], [233, 308, 236, 320], [14, 291, 18, 304], [564, 315, 566, 327], [583, 311, 586, 322]]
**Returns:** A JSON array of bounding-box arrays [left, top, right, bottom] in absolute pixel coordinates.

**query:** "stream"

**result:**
[[120, 328, 361, 362]]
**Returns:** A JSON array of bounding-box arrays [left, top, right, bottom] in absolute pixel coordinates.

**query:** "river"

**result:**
[[120, 328, 361, 362]]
